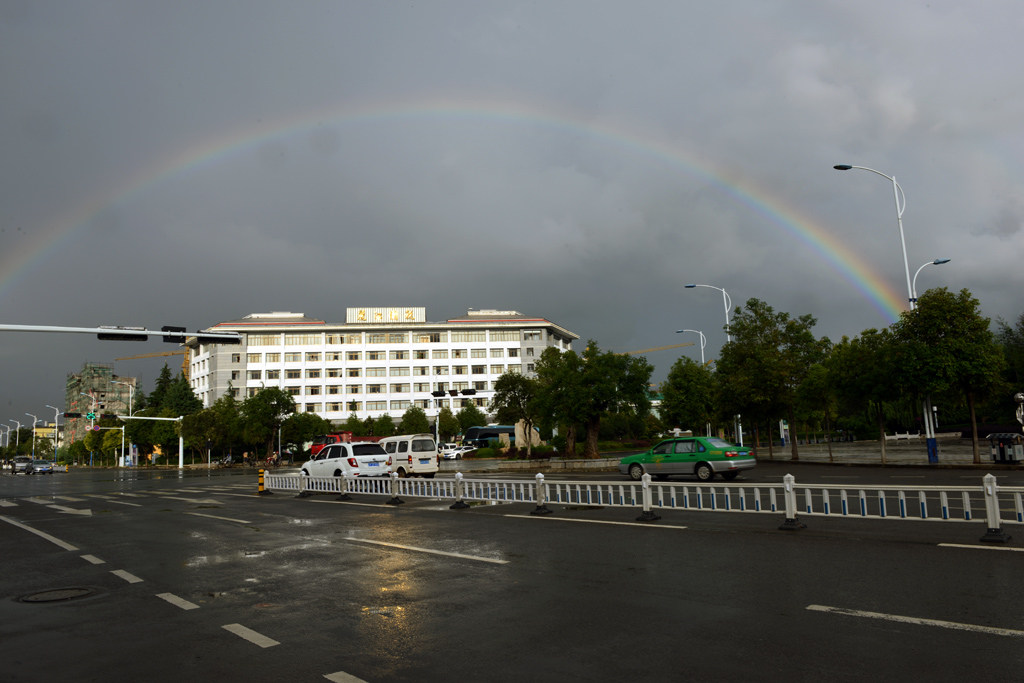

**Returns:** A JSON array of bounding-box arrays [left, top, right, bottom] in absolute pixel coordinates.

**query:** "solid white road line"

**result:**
[[156, 592, 200, 610], [111, 569, 143, 584], [0, 501, 17, 507], [504, 514, 687, 529], [0, 515, 78, 550], [807, 604, 1024, 638], [81, 554, 105, 564], [47, 505, 92, 516], [345, 538, 509, 564], [185, 512, 251, 524], [939, 543, 1024, 553], [222, 623, 279, 648], [324, 671, 370, 683]]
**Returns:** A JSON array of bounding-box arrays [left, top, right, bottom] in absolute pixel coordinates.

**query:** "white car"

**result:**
[[378, 434, 439, 478], [300, 442, 391, 478]]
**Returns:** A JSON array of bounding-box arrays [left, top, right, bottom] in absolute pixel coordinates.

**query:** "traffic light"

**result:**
[[97, 326, 148, 342], [63, 412, 82, 418], [461, 389, 477, 395], [161, 325, 187, 344], [189, 331, 242, 345]]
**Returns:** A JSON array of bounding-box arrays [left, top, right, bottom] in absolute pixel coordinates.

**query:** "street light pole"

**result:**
[[45, 405, 61, 454], [910, 257, 952, 454], [912, 258, 951, 305], [112, 380, 134, 467], [833, 165, 914, 309], [676, 329, 707, 365], [25, 413, 37, 458], [9, 420, 21, 450], [684, 283, 741, 444]]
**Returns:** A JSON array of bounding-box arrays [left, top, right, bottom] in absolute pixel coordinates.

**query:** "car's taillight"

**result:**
[[347, 457, 358, 467], [387, 457, 392, 466], [725, 451, 738, 458], [408, 455, 413, 464]]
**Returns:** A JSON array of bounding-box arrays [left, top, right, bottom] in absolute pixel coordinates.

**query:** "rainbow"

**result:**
[[0, 96, 906, 320]]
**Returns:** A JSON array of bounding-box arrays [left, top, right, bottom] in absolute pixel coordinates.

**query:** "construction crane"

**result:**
[[618, 342, 694, 355], [115, 349, 190, 380]]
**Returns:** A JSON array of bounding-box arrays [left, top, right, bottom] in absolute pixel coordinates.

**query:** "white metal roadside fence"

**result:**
[[260, 471, 1021, 543]]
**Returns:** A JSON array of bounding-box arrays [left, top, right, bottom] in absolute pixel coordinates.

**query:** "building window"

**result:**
[[366, 401, 386, 411], [508, 364, 522, 374], [247, 353, 262, 363], [391, 384, 410, 393], [473, 381, 487, 391], [451, 331, 486, 342], [367, 350, 384, 361], [247, 387, 259, 397], [327, 368, 342, 378], [305, 403, 322, 413], [346, 385, 361, 394], [347, 351, 361, 361], [452, 349, 468, 359], [285, 352, 301, 362], [453, 366, 468, 375], [508, 348, 520, 357], [414, 383, 430, 392], [527, 364, 535, 373], [285, 334, 320, 345], [474, 398, 487, 407], [231, 371, 240, 380], [286, 369, 301, 380], [247, 370, 262, 381], [247, 334, 279, 346], [471, 365, 486, 375], [306, 369, 321, 379], [390, 400, 411, 410], [388, 333, 408, 343], [347, 368, 361, 377], [435, 382, 449, 392], [366, 384, 384, 394], [524, 331, 542, 341], [414, 399, 431, 409], [265, 353, 280, 363], [389, 350, 409, 360], [306, 386, 321, 395], [367, 333, 386, 344], [491, 365, 504, 374], [231, 354, 241, 363], [471, 349, 487, 358], [490, 330, 520, 342], [266, 370, 280, 380], [346, 401, 363, 411], [327, 333, 361, 344], [390, 367, 410, 376], [526, 348, 534, 356], [413, 366, 428, 376], [453, 382, 469, 391], [327, 402, 343, 412], [327, 385, 342, 395], [490, 348, 504, 358], [434, 366, 449, 375], [366, 367, 386, 377], [413, 332, 447, 343], [326, 352, 342, 362], [432, 350, 448, 359], [286, 386, 301, 396], [306, 352, 321, 362]]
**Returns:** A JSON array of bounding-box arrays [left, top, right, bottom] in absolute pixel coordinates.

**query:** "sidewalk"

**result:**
[[752, 436, 1021, 468]]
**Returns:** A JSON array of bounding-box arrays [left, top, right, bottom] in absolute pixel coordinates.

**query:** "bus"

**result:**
[[464, 425, 518, 449]]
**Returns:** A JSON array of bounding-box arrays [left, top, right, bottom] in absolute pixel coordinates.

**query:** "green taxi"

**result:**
[[618, 436, 755, 482]]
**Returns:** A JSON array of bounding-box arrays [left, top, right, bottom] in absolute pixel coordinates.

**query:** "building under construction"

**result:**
[[65, 363, 137, 445]]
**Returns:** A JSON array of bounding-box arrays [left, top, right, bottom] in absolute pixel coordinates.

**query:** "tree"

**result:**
[[240, 387, 296, 459], [343, 413, 367, 437], [146, 364, 175, 410], [181, 409, 219, 462], [437, 407, 460, 442], [210, 392, 243, 455], [491, 371, 541, 456], [281, 412, 334, 459], [659, 357, 715, 435], [456, 402, 489, 435], [534, 348, 587, 457], [796, 362, 837, 462], [372, 414, 396, 437], [399, 406, 430, 435], [891, 287, 1007, 463]]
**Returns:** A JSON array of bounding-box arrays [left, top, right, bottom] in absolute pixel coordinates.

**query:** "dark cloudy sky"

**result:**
[[2, 1, 1022, 423]]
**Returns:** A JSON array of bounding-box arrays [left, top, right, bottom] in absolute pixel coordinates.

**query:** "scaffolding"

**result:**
[[64, 362, 137, 445]]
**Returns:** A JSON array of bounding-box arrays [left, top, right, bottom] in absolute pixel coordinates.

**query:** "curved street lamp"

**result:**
[[9, 420, 21, 449], [684, 284, 733, 342], [45, 405, 61, 452], [676, 329, 707, 365], [1, 425, 9, 450], [25, 413, 37, 458], [912, 258, 951, 304], [833, 164, 915, 309]]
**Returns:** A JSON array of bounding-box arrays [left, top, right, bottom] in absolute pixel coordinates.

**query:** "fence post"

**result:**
[[531, 473, 553, 515], [336, 474, 353, 501], [450, 472, 470, 509], [258, 468, 274, 496], [296, 472, 313, 498], [385, 471, 405, 506], [778, 473, 805, 530], [980, 473, 1012, 543], [636, 473, 662, 522]]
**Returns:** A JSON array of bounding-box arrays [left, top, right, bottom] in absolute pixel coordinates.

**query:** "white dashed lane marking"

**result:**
[[111, 570, 143, 584], [222, 623, 279, 648], [81, 555, 105, 564], [324, 671, 370, 682], [807, 604, 1024, 638], [0, 515, 78, 550], [156, 593, 200, 610], [185, 512, 251, 524]]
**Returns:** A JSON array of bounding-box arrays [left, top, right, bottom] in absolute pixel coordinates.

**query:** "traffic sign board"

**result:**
[[87, 412, 96, 420], [93, 426, 100, 431]]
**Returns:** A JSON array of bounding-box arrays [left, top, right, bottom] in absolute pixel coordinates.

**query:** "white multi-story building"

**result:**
[[186, 308, 578, 423]]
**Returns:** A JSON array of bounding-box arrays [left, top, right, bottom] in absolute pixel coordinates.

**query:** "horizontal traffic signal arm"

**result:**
[[0, 324, 241, 344]]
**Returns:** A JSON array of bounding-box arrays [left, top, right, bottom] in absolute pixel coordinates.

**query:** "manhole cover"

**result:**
[[20, 588, 97, 603]]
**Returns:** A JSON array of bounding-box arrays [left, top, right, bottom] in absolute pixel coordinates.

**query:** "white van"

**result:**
[[378, 434, 439, 478]]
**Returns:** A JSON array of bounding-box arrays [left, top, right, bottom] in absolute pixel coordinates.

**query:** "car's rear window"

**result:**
[[705, 438, 739, 449], [352, 444, 386, 456], [411, 438, 435, 452]]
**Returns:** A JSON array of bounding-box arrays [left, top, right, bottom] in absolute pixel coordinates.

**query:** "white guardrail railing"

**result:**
[[261, 471, 1021, 543]]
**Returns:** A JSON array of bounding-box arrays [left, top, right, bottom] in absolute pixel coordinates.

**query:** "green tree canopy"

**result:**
[[281, 412, 334, 458], [240, 387, 296, 458], [456, 402, 489, 435], [491, 371, 541, 455], [437, 406, 460, 442], [659, 356, 715, 435], [372, 414, 396, 437], [398, 405, 430, 435]]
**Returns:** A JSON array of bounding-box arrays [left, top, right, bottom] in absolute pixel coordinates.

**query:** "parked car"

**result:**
[[12, 456, 33, 474], [450, 445, 477, 459], [618, 436, 755, 482], [28, 459, 54, 475], [300, 442, 391, 478], [378, 434, 439, 478]]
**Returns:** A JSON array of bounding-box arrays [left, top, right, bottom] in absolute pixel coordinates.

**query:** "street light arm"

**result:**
[[834, 164, 906, 217]]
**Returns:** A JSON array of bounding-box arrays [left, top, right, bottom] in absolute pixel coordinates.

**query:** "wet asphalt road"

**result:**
[[2, 467, 1024, 682]]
